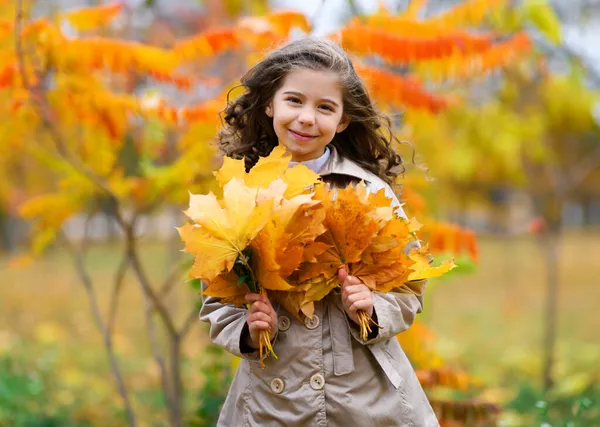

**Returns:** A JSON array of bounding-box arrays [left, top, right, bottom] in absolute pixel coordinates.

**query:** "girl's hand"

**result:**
[[339, 267, 374, 325], [245, 293, 278, 349]]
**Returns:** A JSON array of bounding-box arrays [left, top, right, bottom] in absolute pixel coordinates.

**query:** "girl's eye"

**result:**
[[287, 97, 301, 104], [320, 104, 334, 111]]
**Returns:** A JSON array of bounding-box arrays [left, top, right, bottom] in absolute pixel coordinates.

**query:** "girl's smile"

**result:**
[[288, 129, 318, 141], [266, 68, 349, 162]]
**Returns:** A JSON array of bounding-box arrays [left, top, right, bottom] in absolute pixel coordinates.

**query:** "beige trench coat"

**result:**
[[200, 146, 440, 427]]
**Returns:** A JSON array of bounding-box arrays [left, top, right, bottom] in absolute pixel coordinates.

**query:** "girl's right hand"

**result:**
[[245, 293, 278, 349]]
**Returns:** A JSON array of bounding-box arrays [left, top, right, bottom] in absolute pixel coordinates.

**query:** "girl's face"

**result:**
[[266, 68, 349, 162]]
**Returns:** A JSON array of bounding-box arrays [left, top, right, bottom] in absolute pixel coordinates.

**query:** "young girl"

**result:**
[[200, 37, 439, 427]]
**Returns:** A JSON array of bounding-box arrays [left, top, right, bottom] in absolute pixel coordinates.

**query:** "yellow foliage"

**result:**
[[428, 0, 507, 27], [62, 3, 123, 32]]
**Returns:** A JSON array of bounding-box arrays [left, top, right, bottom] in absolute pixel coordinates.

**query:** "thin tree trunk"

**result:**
[[59, 233, 137, 426], [169, 337, 183, 426], [541, 228, 560, 391]]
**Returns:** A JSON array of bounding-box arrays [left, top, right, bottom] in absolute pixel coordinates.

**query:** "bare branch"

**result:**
[[112, 208, 178, 336], [57, 232, 137, 426], [108, 250, 130, 336], [158, 257, 189, 299], [178, 307, 199, 339], [142, 294, 179, 425]]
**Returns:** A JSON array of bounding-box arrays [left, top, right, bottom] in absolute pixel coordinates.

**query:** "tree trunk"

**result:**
[[170, 337, 184, 426], [541, 227, 560, 391]]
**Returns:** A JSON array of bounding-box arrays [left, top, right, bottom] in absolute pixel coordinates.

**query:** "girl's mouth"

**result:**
[[288, 129, 316, 141]]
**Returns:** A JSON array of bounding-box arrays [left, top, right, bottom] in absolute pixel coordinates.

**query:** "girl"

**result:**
[[200, 37, 439, 427]]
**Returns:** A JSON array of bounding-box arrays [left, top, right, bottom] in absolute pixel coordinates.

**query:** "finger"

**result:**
[[344, 284, 367, 295], [342, 275, 362, 288], [248, 311, 272, 325], [249, 320, 272, 332], [350, 300, 373, 313], [245, 293, 263, 304], [338, 267, 348, 284], [249, 301, 272, 315]]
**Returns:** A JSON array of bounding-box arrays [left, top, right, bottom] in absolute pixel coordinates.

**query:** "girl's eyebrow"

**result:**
[[283, 91, 340, 108]]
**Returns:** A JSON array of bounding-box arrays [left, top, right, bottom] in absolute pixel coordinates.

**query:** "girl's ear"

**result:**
[[336, 115, 350, 133], [265, 104, 273, 118]]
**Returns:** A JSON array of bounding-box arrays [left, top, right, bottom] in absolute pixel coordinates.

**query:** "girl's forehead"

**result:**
[[279, 68, 343, 98]]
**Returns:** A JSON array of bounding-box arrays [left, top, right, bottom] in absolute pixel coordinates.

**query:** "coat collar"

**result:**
[[317, 145, 377, 185]]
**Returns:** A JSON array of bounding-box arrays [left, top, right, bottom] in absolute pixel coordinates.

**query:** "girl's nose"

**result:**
[[298, 108, 316, 125]]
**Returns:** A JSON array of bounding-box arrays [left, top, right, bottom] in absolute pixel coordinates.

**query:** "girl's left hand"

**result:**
[[339, 267, 374, 325]]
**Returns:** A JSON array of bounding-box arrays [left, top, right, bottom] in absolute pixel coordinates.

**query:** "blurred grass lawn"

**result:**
[[0, 229, 599, 419]]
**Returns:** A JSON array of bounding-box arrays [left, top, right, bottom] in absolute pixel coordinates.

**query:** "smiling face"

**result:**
[[266, 68, 350, 162]]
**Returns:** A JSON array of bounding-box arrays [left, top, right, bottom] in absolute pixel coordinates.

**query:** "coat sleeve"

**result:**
[[198, 281, 277, 360], [348, 183, 428, 346]]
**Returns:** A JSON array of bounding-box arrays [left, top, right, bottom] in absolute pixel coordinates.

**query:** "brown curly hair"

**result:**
[[218, 37, 408, 185]]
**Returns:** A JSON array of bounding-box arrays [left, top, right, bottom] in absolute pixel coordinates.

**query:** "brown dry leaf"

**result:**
[[353, 244, 413, 291], [314, 183, 378, 265], [300, 275, 340, 309], [300, 302, 315, 319], [269, 290, 305, 321], [361, 216, 412, 263], [251, 193, 327, 292], [203, 271, 249, 307]]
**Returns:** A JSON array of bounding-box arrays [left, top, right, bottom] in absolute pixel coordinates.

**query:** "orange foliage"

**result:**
[[175, 28, 239, 60], [338, 24, 493, 65], [418, 32, 532, 80], [424, 223, 479, 262], [175, 10, 310, 61], [354, 63, 450, 112], [56, 38, 180, 75]]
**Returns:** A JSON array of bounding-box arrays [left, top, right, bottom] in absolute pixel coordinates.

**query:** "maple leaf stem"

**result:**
[[357, 310, 382, 341]]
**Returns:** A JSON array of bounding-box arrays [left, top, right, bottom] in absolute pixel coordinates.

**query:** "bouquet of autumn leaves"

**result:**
[[177, 146, 455, 367]]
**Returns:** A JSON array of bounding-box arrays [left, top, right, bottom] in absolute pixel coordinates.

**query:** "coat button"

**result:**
[[304, 314, 320, 330], [278, 316, 291, 331], [270, 378, 285, 394], [310, 373, 325, 390]]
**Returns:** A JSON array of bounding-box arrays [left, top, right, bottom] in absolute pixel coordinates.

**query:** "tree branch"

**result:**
[[108, 249, 130, 336], [58, 232, 137, 426], [112, 208, 177, 336], [142, 291, 179, 426], [158, 257, 189, 299], [178, 307, 199, 339]]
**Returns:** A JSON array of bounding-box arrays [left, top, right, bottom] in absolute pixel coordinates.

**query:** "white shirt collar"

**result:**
[[288, 146, 331, 173]]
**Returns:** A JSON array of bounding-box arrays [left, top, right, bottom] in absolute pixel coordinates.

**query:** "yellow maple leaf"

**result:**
[[178, 178, 273, 281], [214, 145, 320, 197], [407, 248, 456, 281], [214, 156, 245, 187], [281, 164, 320, 198]]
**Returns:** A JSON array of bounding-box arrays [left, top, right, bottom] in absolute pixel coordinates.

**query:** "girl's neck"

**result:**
[[288, 146, 331, 173]]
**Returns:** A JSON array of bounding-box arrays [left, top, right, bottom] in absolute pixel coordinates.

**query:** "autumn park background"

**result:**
[[1, 0, 599, 425]]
